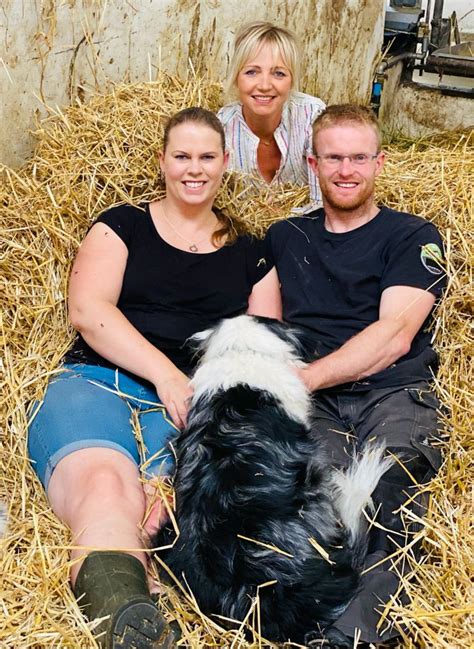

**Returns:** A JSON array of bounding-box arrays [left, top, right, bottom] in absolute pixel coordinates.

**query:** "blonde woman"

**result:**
[[218, 21, 325, 209]]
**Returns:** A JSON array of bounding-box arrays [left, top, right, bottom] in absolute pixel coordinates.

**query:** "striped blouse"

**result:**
[[217, 92, 325, 211]]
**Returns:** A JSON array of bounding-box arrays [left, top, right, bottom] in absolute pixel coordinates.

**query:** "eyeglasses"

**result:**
[[315, 153, 379, 166]]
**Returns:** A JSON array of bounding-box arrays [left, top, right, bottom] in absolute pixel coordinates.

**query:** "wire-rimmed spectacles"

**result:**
[[315, 153, 379, 166]]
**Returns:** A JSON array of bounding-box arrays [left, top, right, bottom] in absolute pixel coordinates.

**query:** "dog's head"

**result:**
[[190, 315, 305, 367]]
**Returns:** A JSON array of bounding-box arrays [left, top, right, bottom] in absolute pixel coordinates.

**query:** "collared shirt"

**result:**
[[217, 91, 325, 211]]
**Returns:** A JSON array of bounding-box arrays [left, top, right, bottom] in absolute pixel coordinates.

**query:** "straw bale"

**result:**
[[0, 72, 472, 648]]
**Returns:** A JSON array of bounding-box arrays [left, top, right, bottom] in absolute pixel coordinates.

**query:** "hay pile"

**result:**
[[0, 72, 472, 648]]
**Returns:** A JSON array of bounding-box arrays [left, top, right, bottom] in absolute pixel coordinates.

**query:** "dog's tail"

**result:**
[[332, 444, 393, 544]]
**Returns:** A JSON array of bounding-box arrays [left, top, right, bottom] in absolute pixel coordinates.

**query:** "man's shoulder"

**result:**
[[380, 206, 441, 236], [377, 208, 446, 295]]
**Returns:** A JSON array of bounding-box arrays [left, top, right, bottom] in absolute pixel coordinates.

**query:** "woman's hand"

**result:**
[[154, 369, 194, 430], [69, 223, 194, 424]]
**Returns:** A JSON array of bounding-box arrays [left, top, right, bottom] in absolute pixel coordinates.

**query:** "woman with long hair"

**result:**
[[28, 107, 280, 649]]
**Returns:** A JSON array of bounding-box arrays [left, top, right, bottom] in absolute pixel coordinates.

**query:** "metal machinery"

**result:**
[[372, 0, 474, 112]]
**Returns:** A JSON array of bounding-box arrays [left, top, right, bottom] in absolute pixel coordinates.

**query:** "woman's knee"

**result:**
[[28, 368, 141, 488], [47, 448, 145, 522]]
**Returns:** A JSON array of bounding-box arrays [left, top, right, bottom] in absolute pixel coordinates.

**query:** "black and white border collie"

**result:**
[[154, 315, 392, 644]]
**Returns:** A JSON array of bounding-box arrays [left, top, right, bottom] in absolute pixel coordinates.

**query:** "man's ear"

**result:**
[[307, 153, 319, 176], [374, 150, 386, 177]]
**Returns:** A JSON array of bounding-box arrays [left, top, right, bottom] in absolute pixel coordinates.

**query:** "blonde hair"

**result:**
[[312, 105, 382, 152], [226, 21, 300, 98]]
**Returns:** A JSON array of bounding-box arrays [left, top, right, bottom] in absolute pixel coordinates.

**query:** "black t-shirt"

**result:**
[[66, 204, 270, 376], [266, 207, 446, 390]]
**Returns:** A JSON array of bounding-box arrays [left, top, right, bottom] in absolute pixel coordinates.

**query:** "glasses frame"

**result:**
[[315, 153, 380, 166]]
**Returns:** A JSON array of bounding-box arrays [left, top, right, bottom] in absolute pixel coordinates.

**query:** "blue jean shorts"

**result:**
[[28, 363, 179, 490]]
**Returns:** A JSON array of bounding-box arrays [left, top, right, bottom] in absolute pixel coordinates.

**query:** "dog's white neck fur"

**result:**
[[191, 316, 311, 425]]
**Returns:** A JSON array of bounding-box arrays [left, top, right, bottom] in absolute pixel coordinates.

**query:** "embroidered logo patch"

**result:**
[[420, 243, 444, 275]]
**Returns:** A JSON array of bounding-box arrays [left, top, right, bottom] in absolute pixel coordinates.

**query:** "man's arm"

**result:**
[[298, 285, 436, 392]]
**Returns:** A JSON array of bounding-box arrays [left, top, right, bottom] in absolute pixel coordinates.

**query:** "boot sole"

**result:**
[[111, 599, 176, 648]]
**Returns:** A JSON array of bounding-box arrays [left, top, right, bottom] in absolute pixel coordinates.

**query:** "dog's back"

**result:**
[[154, 317, 390, 642]]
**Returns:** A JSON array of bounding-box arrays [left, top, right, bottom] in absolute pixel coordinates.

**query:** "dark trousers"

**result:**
[[311, 382, 441, 643]]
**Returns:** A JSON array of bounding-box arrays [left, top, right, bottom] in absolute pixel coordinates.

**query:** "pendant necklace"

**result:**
[[160, 203, 214, 253]]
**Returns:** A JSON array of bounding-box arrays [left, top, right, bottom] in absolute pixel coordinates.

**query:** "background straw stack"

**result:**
[[0, 72, 472, 647]]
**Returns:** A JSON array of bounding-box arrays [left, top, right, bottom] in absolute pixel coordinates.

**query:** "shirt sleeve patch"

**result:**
[[420, 243, 444, 275]]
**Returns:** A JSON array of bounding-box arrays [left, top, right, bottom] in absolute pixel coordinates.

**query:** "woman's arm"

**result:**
[[68, 223, 192, 428], [247, 267, 282, 320]]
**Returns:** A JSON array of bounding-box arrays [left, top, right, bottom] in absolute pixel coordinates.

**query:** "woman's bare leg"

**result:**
[[47, 447, 147, 585]]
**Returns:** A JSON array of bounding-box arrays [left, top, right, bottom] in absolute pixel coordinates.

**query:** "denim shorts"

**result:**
[[28, 363, 179, 490]]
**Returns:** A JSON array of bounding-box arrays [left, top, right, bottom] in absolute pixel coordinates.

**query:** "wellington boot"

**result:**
[[73, 551, 175, 649]]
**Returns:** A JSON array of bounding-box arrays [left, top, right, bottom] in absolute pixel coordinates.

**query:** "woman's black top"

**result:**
[[65, 204, 270, 376]]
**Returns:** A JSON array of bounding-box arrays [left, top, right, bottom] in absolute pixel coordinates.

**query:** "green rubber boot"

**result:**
[[73, 551, 176, 649]]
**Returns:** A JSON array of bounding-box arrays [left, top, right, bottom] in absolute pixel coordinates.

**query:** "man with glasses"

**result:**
[[265, 105, 446, 647]]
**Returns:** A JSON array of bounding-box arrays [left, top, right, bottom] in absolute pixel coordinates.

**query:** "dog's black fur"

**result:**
[[153, 316, 389, 643]]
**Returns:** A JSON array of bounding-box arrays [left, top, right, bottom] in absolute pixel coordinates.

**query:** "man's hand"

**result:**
[[296, 366, 317, 392], [300, 285, 436, 392], [290, 362, 312, 391]]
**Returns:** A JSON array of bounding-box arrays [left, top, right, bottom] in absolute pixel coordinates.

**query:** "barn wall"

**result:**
[[380, 64, 474, 137], [0, 0, 385, 167]]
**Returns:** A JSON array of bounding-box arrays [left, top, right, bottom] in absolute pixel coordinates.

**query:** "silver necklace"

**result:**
[[160, 203, 214, 253]]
